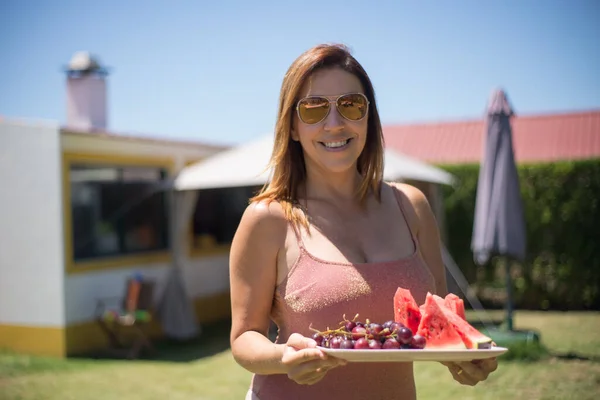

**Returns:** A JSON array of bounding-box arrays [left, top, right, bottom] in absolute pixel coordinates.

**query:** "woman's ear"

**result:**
[[291, 129, 299, 141]]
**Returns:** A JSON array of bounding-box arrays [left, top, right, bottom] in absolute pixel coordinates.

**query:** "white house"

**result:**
[[0, 53, 239, 357]]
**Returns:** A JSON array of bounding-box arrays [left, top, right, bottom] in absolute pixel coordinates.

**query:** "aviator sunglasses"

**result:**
[[296, 93, 370, 125]]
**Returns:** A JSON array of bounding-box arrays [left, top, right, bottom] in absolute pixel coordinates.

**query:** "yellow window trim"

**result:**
[[188, 245, 231, 258], [187, 230, 231, 258], [62, 152, 175, 274], [67, 251, 172, 274], [184, 158, 206, 167]]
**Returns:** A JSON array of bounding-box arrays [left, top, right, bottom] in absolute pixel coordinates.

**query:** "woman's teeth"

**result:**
[[322, 139, 349, 148]]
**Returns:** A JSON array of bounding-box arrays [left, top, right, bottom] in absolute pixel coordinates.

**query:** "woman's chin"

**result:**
[[311, 160, 359, 175]]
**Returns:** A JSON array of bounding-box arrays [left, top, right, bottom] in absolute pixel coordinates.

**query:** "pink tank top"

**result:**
[[248, 186, 436, 400]]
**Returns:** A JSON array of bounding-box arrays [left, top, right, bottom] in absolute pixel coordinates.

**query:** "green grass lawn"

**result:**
[[1, 311, 599, 400]]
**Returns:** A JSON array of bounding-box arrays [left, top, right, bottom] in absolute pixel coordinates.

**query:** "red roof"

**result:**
[[383, 110, 600, 164]]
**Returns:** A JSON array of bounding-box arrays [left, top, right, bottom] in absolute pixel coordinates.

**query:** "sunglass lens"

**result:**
[[298, 97, 330, 124], [337, 94, 368, 121]]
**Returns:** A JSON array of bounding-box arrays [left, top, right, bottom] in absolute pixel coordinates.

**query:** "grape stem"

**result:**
[[309, 324, 399, 340], [341, 313, 360, 323], [309, 326, 355, 337]]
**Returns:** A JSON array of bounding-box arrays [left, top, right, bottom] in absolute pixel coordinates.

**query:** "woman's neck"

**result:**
[[302, 165, 363, 204]]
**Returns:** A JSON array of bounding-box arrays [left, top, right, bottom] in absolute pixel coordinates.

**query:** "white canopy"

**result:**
[[174, 135, 454, 191], [159, 134, 453, 338]]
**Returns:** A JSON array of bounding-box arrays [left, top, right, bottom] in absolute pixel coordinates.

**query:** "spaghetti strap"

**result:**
[[289, 220, 306, 250], [389, 183, 419, 244]]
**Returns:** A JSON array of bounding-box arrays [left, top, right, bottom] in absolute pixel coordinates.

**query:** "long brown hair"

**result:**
[[251, 44, 385, 228]]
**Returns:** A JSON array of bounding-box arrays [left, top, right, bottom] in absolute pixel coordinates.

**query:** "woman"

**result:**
[[229, 43, 497, 400]]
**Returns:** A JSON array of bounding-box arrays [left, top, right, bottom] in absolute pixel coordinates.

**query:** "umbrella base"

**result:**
[[484, 327, 541, 348]]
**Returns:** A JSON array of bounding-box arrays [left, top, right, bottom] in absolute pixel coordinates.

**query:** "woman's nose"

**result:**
[[323, 104, 344, 131]]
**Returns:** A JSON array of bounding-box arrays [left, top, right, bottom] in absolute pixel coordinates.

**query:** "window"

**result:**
[[191, 186, 261, 250], [70, 164, 169, 261]]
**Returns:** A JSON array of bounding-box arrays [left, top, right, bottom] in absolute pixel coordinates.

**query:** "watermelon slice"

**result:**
[[393, 288, 422, 334], [432, 295, 492, 349], [416, 293, 466, 349], [444, 293, 466, 320]]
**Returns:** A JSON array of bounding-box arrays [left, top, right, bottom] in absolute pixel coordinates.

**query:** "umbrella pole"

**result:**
[[503, 256, 514, 331]]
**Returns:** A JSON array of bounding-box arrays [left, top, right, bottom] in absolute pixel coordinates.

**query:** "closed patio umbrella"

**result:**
[[471, 89, 526, 331], [156, 190, 201, 340]]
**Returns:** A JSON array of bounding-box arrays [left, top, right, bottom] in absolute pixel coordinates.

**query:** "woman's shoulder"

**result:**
[[384, 181, 434, 233], [385, 181, 431, 210], [241, 199, 288, 228], [231, 199, 289, 256]]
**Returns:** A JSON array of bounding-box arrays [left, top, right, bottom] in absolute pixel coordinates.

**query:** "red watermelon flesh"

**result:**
[[393, 288, 422, 334], [444, 293, 466, 320], [416, 293, 466, 349], [432, 295, 492, 349]]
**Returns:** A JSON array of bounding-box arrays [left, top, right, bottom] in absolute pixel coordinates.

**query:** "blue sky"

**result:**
[[1, 0, 599, 145]]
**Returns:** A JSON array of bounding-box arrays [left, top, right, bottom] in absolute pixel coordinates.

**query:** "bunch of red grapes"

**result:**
[[311, 315, 426, 350]]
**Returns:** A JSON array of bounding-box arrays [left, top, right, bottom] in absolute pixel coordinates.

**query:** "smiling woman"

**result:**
[[226, 44, 498, 400]]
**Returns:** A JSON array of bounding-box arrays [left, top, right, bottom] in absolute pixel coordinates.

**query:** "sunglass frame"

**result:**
[[295, 93, 370, 125]]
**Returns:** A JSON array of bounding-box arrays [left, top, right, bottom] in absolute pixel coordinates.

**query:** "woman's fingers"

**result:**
[[289, 357, 343, 379], [282, 333, 347, 385], [287, 358, 343, 385], [448, 363, 478, 386], [455, 361, 488, 382], [479, 357, 498, 374], [288, 360, 337, 382], [287, 333, 317, 350], [443, 358, 498, 386], [299, 371, 327, 386], [282, 335, 326, 366]]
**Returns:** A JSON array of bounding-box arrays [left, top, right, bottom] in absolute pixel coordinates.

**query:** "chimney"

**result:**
[[65, 51, 109, 131]]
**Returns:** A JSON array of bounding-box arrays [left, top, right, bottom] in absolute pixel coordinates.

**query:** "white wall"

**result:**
[[0, 120, 65, 326], [64, 255, 230, 325], [60, 132, 231, 325], [64, 263, 171, 324], [185, 255, 230, 298]]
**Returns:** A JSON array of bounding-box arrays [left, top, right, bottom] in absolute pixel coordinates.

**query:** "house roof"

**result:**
[[383, 109, 600, 165], [60, 126, 231, 151]]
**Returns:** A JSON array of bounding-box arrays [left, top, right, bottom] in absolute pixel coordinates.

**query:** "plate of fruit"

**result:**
[[311, 288, 508, 362]]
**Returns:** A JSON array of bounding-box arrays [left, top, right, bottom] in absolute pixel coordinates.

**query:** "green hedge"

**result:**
[[440, 159, 600, 311]]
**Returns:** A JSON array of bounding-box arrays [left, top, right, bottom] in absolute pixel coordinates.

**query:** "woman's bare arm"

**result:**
[[229, 201, 289, 374], [392, 183, 448, 296], [229, 201, 345, 382]]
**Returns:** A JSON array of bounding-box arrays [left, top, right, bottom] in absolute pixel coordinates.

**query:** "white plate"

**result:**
[[317, 346, 508, 362]]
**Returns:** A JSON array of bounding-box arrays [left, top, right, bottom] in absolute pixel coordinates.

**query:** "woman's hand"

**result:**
[[441, 358, 498, 386], [281, 333, 347, 385]]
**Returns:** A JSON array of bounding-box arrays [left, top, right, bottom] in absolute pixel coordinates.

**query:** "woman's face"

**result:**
[[291, 67, 368, 176]]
